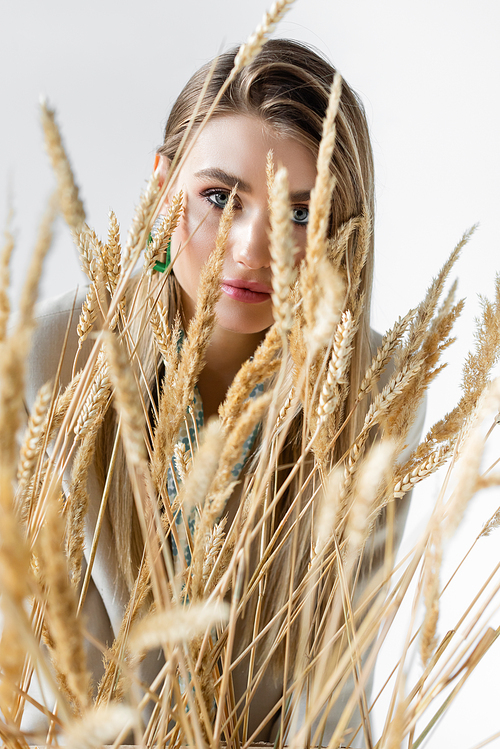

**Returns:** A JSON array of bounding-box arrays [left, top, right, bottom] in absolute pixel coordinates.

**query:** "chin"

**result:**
[[217, 300, 274, 336], [216, 306, 274, 337]]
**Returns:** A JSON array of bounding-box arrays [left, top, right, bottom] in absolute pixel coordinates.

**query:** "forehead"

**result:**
[[178, 114, 317, 189]]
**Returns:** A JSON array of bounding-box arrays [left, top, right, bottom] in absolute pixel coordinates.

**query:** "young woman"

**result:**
[[24, 39, 424, 746]]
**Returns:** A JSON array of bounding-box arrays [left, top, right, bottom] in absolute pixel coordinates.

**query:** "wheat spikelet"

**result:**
[[393, 445, 450, 499], [18, 194, 58, 335], [273, 385, 295, 435], [266, 148, 275, 199], [74, 357, 111, 440], [17, 380, 53, 489], [314, 468, 344, 554], [269, 166, 298, 334], [311, 72, 342, 263], [66, 437, 94, 585], [364, 361, 422, 434], [63, 704, 136, 749], [103, 209, 121, 293], [358, 310, 414, 399], [143, 215, 171, 274], [173, 440, 191, 483], [123, 171, 160, 271], [445, 421, 485, 537], [191, 392, 271, 600], [49, 371, 83, 440], [202, 517, 227, 588], [396, 227, 476, 374], [104, 332, 146, 467], [129, 601, 229, 655], [480, 503, 500, 536], [342, 366, 418, 499], [345, 441, 395, 558], [152, 192, 234, 490], [328, 214, 363, 268], [67, 364, 112, 583], [96, 557, 153, 705], [143, 190, 183, 274], [171, 421, 225, 533], [300, 72, 342, 352], [0, 473, 31, 720], [0, 195, 56, 476], [381, 693, 406, 749], [231, 0, 296, 76], [306, 257, 345, 357], [39, 495, 91, 712], [403, 275, 500, 480], [461, 273, 500, 414], [76, 225, 94, 280], [178, 197, 232, 408], [318, 311, 356, 421], [17, 373, 83, 528], [420, 529, 443, 667], [219, 322, 281, 431], [346, 207, 372, 321], [76, 284, 98, 348], [0, 214, 14, 343], [89, 253, 108, 317], [149, 296, 171, 362], [385, 288, 465, 448], [40, 100, 86, 234]]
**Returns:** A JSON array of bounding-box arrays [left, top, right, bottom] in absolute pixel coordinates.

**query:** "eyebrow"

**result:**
[[194, 168, 312, 202], [194, 168, 251, 192]]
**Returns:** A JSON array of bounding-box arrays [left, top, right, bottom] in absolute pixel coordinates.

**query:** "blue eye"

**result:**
[[206, 191, 230, 209], [292, 206, 309, 225]]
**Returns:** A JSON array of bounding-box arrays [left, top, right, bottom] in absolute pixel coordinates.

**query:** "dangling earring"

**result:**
[[153, 238, 171, 273]]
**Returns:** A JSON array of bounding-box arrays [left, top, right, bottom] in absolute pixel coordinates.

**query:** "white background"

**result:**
[[1, 1, 500, 746]]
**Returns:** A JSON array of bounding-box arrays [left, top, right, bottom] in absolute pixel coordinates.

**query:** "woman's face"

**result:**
[[158, 114, 317, 336]]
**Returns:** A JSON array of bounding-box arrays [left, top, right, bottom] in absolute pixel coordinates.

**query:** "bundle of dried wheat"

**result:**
[[1, 3, 500, 749]]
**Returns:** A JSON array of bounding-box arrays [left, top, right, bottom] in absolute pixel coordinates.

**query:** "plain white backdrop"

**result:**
[[1, 1, 500, 746]]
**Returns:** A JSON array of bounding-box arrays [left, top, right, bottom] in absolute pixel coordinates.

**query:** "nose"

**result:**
[[231, 208, 271, 270]]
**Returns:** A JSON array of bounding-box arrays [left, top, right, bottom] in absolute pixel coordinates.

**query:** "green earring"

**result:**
[[152, 237, 171, 273]]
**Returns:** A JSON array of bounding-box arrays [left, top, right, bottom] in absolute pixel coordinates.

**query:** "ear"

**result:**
[[154, 153, 171, 188]]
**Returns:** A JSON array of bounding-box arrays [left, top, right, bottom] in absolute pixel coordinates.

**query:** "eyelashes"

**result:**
[[202, 188, 309, 226], [203, 190, 234, 210]]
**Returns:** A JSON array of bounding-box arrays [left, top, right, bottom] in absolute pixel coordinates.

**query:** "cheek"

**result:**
[[293, 245, 307, 268], [172, 209, 221, 292]]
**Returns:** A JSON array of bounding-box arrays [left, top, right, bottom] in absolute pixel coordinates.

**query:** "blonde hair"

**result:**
[[98, 40, 375, 609]]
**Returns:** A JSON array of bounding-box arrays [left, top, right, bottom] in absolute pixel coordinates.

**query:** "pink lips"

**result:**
[[221, 278, 273, 304]]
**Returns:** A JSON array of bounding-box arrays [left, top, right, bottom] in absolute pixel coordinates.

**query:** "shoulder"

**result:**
[[25, 286, 90, 408]]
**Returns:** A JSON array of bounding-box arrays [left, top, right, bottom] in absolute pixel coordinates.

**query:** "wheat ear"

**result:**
[[39, 495, 91, 713], [230, 0, 297, 76], [269, 166, 298, 334], [301, 72, 342, 349], [0, 212, 14, 342], [122, 171, 160, 272], [144, 190, 183, 274], [0, 194, 56, 475], [420, 528, 443, 667], [63, 704, 136, 749], [318, 311, 356, 421], [104, 332, 146, 467], [17, 380, 53, 490], [219, 323, 281, 431], [103, 210, 121, 293], [152, 191, 234, 490], [40, 100, 86, 234]]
